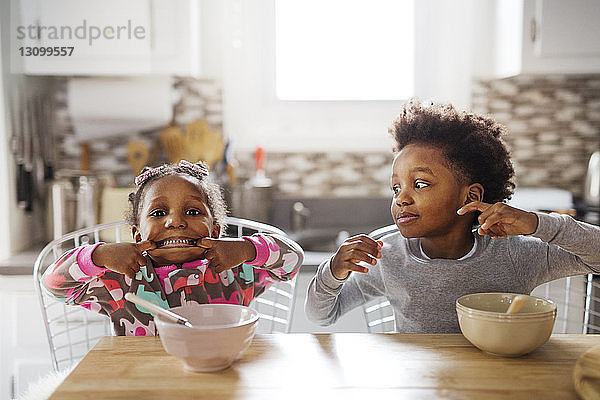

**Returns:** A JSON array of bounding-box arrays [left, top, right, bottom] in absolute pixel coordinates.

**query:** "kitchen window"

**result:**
[[275, 0, 414, 101]]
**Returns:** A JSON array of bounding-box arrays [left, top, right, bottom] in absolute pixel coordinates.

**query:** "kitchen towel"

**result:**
[[67, 76, 172, 141]]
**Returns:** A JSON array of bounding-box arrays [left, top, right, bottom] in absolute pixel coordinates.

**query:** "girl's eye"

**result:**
[[149, 209, 166, 217], [186, 209, 202, 216], [391, 185, 400, 195], [415, 181, 429, 189]]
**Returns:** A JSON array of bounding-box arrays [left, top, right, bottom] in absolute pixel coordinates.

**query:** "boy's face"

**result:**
[[132, 174, 220, 265], [390, 144, 472, 239]]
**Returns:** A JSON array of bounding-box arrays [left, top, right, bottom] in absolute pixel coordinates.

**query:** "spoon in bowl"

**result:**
[[125, 292, 194, 328], [506, 295, 528, 314]]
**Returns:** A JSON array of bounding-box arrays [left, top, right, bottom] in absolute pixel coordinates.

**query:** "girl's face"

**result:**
[[132, 174, 220, 265], [390, 144, 475, 239]]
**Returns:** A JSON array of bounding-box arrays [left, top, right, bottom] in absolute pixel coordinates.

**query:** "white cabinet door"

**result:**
[[0, 276, 52, 400], [14, 0, 201, 76], [521, 0, 600, 73], [150, 0, 201, 76]]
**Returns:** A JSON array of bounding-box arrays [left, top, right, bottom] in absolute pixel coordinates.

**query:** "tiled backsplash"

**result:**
[[52, 74, 599, 201], [472, 74, 600, 199], [234, 151, 393, 198]]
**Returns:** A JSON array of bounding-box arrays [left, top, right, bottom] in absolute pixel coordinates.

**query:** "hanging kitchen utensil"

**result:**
[[80, 143, 91, 172], [182, 120, 225, 167], [11, 88, 27, 206], [22, 97, 34, 212], [32, 95, 46, 198], [127, 140, 150, 175], [183, 119, 209, 163], [160, 123, 185, 163]]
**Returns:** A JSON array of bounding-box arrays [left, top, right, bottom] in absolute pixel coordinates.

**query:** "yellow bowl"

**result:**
[[456, 292, 556, 357]]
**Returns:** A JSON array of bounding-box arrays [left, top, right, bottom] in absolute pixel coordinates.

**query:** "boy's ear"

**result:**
[[131, 226, 142, 243], [465, 183, 484, 204]]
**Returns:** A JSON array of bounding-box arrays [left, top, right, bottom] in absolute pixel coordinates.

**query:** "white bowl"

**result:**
[[456, 292, 557, 357], [155, 304, 259, 372]]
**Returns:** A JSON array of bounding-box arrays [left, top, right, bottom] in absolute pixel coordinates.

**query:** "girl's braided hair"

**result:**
[[389, 98, 516, 204]]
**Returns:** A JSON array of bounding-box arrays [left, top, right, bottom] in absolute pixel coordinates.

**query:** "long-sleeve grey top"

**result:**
[[305, 212, 600, 333]]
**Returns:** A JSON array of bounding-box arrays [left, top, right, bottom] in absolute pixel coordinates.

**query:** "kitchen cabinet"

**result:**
[[0, 276, 52, 400], [13, 0, 201, 76], [493, 0, 600, 77], [521, 0, 600, 74]]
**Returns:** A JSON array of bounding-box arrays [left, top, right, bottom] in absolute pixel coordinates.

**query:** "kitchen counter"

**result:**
[[0, 245, 44, 275]]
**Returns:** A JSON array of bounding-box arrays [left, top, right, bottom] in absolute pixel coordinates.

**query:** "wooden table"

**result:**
[[50, 334, 599, 399]]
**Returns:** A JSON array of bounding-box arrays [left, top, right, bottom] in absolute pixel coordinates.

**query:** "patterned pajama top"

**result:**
[[42, 234, 304, 335]]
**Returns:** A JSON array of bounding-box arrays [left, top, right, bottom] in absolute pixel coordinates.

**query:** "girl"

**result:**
[[305, 99, 600, 333], [42, 160, 304, 336]]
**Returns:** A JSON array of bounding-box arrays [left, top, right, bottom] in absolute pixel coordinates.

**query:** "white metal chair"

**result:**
[[33, 217, 297, 372], [532, 274, 600, 334], [361, 224, 600, 334], [362, 224, 398, 333]]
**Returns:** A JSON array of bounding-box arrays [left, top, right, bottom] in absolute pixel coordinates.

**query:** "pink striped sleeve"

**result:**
[[242, 235, 269, 267], [76, 243, 107, 276]]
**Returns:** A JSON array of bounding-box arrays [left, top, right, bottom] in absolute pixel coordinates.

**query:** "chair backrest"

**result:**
[[33, 217, 297, 372], [362, 225, 600, 334], [362, 224, 398, 333], [531, 274, 600, 334]]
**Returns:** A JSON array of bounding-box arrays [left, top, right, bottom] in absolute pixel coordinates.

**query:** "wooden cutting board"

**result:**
[[573, 344, 600, 400]]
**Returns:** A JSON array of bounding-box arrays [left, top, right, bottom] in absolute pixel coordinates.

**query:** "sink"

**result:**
[[290, 229, 346, 252], [290, 227, 374, 253]]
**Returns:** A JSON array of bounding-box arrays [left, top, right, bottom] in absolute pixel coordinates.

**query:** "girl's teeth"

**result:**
[[160, 239, 196, 246]]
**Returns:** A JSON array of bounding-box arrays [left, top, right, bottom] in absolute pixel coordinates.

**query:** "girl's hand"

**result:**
[[91, 241, 156, 279], [197, 237, 257, 274], [330, 235, 382, 280], [457, 201, 539, 239]]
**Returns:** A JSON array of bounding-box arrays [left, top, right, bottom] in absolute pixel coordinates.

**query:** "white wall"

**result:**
[[0, 3, 49, 257], [203, 0, 498, 153]]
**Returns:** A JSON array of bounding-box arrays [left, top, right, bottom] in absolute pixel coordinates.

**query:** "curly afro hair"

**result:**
[[389, 98, 515, 204], [126, 162, 227, 234]]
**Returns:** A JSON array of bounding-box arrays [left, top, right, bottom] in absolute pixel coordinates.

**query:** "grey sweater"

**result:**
[[305, 212, 600, 333]]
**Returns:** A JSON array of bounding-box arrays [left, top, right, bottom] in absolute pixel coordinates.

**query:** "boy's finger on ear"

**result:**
[[136, 240, 156, 253], [457, 201, 490, 215], [480, 213, 503, 231]]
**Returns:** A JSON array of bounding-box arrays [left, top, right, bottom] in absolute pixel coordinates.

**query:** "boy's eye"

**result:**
[[149, 209, 166, 217], [391, 185, 400, 195], [186, 209, 202, 216], [415, 181, 429, 189]]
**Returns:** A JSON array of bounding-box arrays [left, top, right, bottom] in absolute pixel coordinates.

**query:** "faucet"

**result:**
[[290, 202, 310, 232]]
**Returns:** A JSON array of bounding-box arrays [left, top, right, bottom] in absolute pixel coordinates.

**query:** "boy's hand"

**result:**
[[197, 237, 257, 274], [457, 201, 539, 239], [91, 241, 156, 279], [330, 235, 383, 280]]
